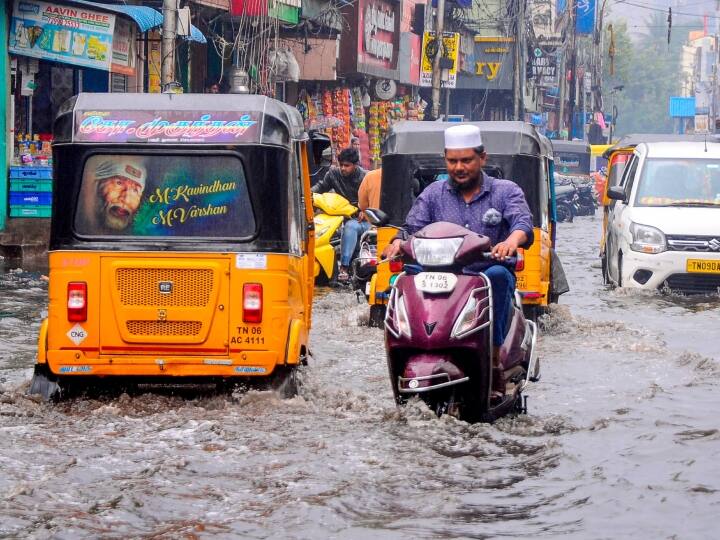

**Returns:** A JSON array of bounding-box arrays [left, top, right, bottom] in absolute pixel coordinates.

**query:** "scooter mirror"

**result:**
[[365, 208, 389, 227]]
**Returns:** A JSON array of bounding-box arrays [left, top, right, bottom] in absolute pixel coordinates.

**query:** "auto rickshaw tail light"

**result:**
[[67, 282, 88, 322], [515, 249, 525, 272], [243, 283, 263, 323], [389, 260, 404, 273]]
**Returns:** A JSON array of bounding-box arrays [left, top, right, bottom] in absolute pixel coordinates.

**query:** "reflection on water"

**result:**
[[0, 218, 719, 538]]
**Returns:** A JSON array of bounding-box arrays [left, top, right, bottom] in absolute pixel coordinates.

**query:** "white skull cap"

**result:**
[[444, 124, 483, 150], [94, 158, 147, 189]]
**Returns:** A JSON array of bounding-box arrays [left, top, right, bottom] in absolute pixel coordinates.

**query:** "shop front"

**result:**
[[1, 0, 206, 249], [303, 0, 425, 167]]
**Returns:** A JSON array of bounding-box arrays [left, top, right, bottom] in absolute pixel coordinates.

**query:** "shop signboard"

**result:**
[[148, 31, 162, 93], [74, 110, 261, 144], [530, 47, 557, 87], [338, 0, 400, 79], [419, 31, 460, 88], [9, 0, 116, 71], [695, 114, 709, 134], [456, 37, 514, 91], [111, 18, 135, 76]]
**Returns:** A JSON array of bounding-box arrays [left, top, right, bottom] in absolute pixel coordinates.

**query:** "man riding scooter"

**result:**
[[312, 147, 367, 281], [382, 124, 534, 398]]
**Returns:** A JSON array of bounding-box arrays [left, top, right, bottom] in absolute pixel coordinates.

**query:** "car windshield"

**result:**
[[74, 154, 256, 238], [635, 158, 720, 207]]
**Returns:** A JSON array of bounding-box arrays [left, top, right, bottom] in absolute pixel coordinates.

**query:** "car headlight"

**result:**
[[630, 222, 666, 254], [412, 237, 463, 266]]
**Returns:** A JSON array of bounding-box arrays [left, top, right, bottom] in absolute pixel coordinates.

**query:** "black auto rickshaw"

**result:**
[[31, 93, 318, 400], [366, 121, 568, 324], [551, 140, 591, 180]]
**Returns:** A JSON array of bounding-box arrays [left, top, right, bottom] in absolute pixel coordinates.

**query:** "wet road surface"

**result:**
[[1, 216, 719, 539]]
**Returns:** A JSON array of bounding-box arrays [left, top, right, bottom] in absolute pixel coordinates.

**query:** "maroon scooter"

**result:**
[[380, 220, 539, 423]]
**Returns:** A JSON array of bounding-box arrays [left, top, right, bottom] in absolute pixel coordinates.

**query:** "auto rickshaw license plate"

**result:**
[[515, 275, 527, 289], [415, 272, 457, 293], [686, 259, 720, 273]]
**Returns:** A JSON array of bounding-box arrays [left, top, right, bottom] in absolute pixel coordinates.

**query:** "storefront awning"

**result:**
[[66, 0, 207, 43]]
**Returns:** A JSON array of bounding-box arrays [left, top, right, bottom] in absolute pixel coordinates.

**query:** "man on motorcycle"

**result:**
[[382, 124, 534, 395], [312, 147, 368, 281]]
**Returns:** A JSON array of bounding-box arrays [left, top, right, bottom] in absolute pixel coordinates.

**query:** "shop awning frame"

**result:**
[[64, 0, 207, 43]]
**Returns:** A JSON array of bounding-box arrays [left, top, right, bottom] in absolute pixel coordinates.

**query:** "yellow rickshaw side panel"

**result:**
[[515, 227, 551, 305]]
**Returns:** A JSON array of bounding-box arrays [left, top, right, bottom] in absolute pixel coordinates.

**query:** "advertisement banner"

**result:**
[[420, 31, 460, 88], [73, 110, 261, 144], [9, 0, 115, 71], [111, 17, 135, 76], [575, 0, 596, 34]]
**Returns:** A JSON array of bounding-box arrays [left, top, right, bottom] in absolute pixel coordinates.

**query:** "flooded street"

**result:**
[[1, 217, 719, 539]]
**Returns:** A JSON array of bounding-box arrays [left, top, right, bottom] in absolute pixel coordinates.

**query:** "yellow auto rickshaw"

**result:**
[[366, 121, 567, 325], [31, 93, 317, 399]]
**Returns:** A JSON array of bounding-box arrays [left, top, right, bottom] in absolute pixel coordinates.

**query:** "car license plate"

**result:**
[[415, 272, 457, 293], [686, 259, 720, 274]]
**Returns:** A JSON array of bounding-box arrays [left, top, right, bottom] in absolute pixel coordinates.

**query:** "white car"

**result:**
[[605, 141, 720, 294]]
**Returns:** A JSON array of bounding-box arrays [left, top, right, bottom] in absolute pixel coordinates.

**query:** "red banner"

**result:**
[[230, 0, 268, 16]]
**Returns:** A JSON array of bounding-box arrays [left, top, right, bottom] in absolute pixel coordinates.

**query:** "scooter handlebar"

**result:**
[[481, 252, 518, 269]]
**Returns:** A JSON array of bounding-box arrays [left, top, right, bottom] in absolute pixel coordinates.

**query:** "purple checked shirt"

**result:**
[[403, 173, 534, 247]]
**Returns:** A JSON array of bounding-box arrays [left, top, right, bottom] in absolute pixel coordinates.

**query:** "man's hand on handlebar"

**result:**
[[381, 239, 403, 260], [490, 230, 527, 260]]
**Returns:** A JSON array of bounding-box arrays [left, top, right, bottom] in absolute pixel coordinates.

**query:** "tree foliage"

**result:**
[[603, 13, 702, 136]]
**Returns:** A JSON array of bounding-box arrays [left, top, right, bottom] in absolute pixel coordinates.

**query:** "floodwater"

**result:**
[[1, 216, 719, 539]]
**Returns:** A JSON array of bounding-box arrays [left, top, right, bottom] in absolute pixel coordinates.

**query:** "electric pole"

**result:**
[[431, 0, 446, 120], [161, 0, 178, 86], [513, 0, 526, 120]]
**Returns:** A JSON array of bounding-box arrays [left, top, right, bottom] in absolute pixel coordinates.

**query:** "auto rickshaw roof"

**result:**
[[54, 93, 306, 146], [382, 121, 552, 158], [551, 140, 591, 154], [602, 132, 718, 158]]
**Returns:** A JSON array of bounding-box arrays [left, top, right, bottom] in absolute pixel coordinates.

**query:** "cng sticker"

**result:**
[[67, 324, 88, 346]]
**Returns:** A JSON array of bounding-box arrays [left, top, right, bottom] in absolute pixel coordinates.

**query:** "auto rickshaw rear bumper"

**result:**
[[44, 349, 280, 377]]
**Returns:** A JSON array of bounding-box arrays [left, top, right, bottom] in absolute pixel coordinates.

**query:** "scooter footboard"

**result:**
[[398, 353, 470, 394]]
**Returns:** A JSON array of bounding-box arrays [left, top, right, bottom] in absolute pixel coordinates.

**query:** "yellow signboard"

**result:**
[[420, 31, 460, 88]]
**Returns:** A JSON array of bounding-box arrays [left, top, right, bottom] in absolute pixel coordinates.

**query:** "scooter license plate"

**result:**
[[415, 272, 457, 293]]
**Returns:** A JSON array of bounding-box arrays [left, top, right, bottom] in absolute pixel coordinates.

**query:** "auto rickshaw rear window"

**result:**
[[74, 154, 255, 238]]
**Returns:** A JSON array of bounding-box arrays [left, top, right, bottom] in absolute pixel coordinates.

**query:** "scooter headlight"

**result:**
[[315, 226, 329, 238], [451, 294, 480, 338], [394, 293, 412, 338], [412, 237, 463, 266], [630, 222, 666, 254]]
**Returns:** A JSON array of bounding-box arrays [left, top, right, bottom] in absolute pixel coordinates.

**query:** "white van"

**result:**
[[605, 141, 720, 294]]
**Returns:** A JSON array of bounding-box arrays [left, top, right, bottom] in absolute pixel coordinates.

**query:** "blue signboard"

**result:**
[[557, 0, 596, 34], [576, 0, 596, 34]]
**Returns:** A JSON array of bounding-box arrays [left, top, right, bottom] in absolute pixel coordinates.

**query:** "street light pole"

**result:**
[[161, 0, 178, 87], [431, 0, 446, 120]]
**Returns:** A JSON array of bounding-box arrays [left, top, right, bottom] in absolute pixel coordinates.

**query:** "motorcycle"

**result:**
[[313, 192, 358, 284], [555, 183, 577, 222], [380, 219, 540, 423], [573, 183, 597, 216]]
